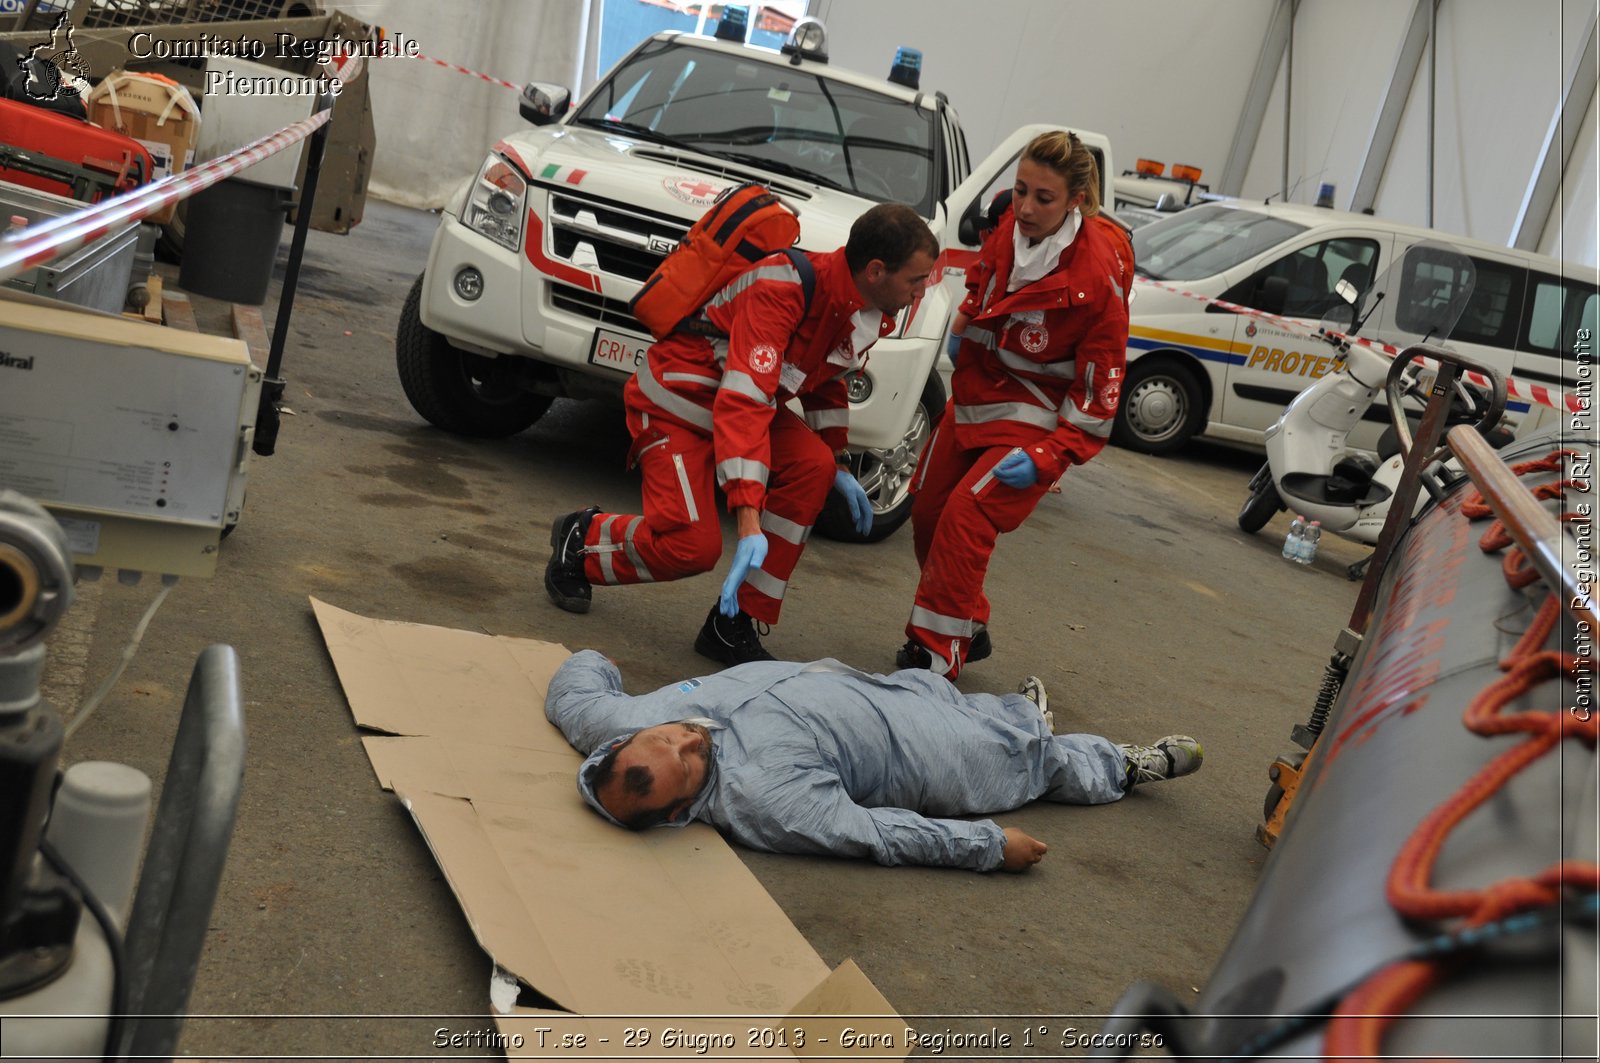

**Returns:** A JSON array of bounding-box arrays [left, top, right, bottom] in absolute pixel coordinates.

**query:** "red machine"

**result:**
[[0, 98, 153, 202]]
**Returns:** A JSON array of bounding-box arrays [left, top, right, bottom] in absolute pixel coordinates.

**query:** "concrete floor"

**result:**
[[41, 201, 1376, 1058]]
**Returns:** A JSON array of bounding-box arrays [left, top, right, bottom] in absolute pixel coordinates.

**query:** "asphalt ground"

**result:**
[[37, 200, 1376, 1059]]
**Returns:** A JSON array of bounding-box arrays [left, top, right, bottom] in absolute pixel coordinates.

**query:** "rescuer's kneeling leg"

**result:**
[[586, 427, 723, 589]]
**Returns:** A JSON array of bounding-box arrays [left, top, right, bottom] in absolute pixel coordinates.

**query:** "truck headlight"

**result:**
[[464, 154, 527, 252]]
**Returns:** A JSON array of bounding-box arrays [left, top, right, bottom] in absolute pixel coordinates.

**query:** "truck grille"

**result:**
[[543, 188, 689, 283], [549, 283, 646, 332]]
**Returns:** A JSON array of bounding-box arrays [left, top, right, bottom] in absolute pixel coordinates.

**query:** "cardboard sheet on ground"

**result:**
[[312, 599, 904, 1060]]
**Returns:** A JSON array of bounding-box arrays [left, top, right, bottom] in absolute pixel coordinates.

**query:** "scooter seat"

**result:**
[[1280, 471, 1392, 508]]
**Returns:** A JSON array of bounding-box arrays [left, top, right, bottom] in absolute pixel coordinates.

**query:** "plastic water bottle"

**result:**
[[1282, 515, 1306, 562], [1300, 521, 1322, 565]]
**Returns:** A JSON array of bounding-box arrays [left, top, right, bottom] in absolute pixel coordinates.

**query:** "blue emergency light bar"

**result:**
[[888, 46, 921, 89]]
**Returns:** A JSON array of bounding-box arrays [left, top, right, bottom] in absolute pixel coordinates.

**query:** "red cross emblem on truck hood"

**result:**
[[663, 176, 728, 207]]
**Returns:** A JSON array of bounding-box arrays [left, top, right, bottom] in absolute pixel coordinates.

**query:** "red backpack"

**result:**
[[630, 182, 813, 340]]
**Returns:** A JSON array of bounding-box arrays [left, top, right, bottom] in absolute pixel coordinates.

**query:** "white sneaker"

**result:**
[[1018, 676, 1054, 732], [1117, 736, 1203, 786]]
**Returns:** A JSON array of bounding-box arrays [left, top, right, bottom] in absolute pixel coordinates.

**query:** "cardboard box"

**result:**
[[313, 599, 906, 1060], [87, 71, 199, 222]]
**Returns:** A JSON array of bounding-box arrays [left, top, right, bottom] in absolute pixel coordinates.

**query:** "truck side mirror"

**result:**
[[520, 82, 572, 126], [958, 200, 983, 245]]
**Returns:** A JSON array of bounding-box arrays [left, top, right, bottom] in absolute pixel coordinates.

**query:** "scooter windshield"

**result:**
[[1320, 239, 1477, 349]]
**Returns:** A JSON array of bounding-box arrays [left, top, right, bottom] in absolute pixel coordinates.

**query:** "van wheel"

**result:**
[[1237, 463, 1284, 533], [1112, 358, 1204, 455], [396, 274, 552, 437], [815, 373, 945, 544]]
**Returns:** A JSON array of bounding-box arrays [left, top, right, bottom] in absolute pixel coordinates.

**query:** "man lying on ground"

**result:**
[[546, 651, 1201, 872]]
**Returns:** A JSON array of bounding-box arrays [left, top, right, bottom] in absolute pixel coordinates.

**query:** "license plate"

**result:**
[[588, 327, 650, 375]]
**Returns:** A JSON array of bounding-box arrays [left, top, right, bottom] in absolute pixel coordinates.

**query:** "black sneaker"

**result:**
[[895, 639, 933, 670], [970, 623, 993, 663], [694, 604, 776, 666], [896, 625, 989, 671], [545, 507, 599, 613]]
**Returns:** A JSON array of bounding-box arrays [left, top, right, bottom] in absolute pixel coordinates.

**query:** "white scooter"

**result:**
[[1237, 243, 1509, 577]]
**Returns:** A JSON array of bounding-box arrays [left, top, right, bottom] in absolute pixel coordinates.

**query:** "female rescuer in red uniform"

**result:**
[[897, 130, 1133, 677]]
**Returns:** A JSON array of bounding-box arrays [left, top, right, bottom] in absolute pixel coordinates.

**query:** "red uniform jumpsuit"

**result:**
[[582, 247, 893, 624], [904, 212, 1133, 675]]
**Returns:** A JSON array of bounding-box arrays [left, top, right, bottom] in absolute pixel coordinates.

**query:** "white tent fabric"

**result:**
[[353, 0, 588, 208]]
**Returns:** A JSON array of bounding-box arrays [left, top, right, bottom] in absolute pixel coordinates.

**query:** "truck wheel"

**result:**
[[1112, 358, 1204, 455], [815, 373, 945, 544], [1237, 463, 1284, 533], [396, 274, 552, 437]]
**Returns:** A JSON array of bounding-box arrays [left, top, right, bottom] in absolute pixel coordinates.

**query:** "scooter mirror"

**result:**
[[1334, 277, 1359, 306]]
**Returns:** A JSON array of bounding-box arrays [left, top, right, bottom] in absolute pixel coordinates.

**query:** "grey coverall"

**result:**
[[547, 650, 1129, 872]]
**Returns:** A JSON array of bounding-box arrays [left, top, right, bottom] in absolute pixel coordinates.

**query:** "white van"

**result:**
[[1115, 200, 1597, 453]]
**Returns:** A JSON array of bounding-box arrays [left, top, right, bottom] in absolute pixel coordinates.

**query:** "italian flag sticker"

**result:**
[[539, 163, 587, 185]]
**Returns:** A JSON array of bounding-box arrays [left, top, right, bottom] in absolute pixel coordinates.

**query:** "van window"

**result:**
[[1131, 204, 1306, 281], [1452, 256, 1526, 348], [1522, 272, 1600, 360], [1220, 237, 1380, 318], [1395, 245, 1475, 338], [1577, 289, 1598, 346]]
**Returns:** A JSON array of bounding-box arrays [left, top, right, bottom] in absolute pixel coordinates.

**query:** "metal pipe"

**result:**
[[1349, 359, 1464, 633], [1447, 425, 1597, 633], [1426, 0, 1436, 227], [1282, 0, 1294, 201], [255, 88, 336, 457]]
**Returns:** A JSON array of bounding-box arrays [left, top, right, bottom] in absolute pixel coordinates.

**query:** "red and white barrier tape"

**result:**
[[409, 52, 520, 91], [0, 55, 363, 286], [1133, 275, 1587, 416]]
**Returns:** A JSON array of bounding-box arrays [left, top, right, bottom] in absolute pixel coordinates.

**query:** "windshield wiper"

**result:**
[[712, 151, 848, 192], [1134, 264, 1163, 280], [572, 116, 696, 152]]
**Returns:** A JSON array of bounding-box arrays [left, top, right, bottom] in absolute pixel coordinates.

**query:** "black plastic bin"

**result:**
[[179, 177, 290, 304]]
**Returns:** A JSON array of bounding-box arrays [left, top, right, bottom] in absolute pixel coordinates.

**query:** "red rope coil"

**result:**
[[1323, 449, 1596, 1062]]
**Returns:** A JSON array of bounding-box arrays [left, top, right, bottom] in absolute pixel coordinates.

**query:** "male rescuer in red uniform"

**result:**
[[898, 131, 1133, 677], [547, 203, 939, 665]]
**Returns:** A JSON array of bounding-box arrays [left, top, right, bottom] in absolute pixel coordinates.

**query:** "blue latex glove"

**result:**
[[833, 469, 874, 536], [719, 533, 768, 617], [993, 449, 1038, 488], [946, 331, 962, 367]]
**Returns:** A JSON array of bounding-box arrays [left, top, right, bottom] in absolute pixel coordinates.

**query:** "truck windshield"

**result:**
[[575, 38, 938, 214], [1131, 203, 1307, 281]]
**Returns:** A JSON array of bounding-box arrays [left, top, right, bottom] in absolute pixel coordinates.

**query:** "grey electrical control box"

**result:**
[[0, 294, 260, 578]]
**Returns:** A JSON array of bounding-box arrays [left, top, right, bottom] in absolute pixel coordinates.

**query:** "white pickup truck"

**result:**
[[397, 18, 1114, 541]]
